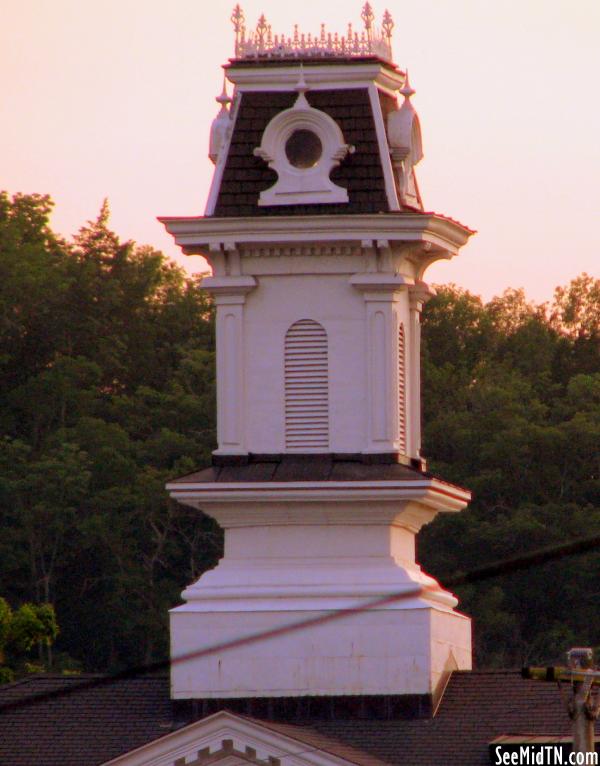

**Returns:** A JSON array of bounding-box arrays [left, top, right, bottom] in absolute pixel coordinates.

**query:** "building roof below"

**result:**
[[1, 671, 597, 766]]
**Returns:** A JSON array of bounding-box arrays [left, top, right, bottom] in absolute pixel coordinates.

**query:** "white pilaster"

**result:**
[[350, 273, 412, 455], [408, 283, 434, 459], [203, 276, 257, 455]]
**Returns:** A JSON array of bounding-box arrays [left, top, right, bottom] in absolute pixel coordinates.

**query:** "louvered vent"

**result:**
[[285, 319, 329, 450], [398, 322, 407, 453]]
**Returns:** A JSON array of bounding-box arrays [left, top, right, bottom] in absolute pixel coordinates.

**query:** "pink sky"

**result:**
[[2, 0, 598, 302]]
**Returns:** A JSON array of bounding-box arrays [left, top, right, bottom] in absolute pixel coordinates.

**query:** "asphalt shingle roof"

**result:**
[[213, 89, 389, 217], [169, 454, 451, 486], [2, 670, 598, 766], [0, 674, 172, 766]]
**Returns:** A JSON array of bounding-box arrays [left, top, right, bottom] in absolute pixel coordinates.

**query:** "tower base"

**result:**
[[168, 469, 472, 700], [170, 603, 471, 699]]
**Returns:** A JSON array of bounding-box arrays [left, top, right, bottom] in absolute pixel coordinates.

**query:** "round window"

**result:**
[[285, 129, 322, 169]]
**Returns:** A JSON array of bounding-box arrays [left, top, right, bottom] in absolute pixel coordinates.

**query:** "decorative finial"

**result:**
[[232, 6, 395, 62], [231, 4, 244, 31], [382, 9, 394, 45], [231, 5, 245, 57], [256, 14, 269, 51], [209, 76, 233, 164], [294, 64, 309, 107], [216, 76, 232, 109], [400, 70, 415, 99], [361, 2, 375, 39]]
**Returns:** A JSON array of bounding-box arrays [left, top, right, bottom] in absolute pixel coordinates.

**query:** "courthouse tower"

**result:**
[[161, 4, 474, 706]]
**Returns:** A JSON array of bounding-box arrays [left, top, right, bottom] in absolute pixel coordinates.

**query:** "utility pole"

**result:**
[[523, 647, 600, 757]]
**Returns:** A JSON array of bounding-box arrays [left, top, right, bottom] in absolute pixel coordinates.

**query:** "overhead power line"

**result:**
[[1, 531, 599, 714]]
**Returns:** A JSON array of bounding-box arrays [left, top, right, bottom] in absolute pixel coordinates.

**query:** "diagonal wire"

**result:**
[[1, 531, 599, 714]]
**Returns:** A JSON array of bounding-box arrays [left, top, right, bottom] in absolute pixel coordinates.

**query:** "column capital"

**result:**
[[408, 280, 435, 311], [350, 273, 414, 299], [202, 276, 257, 304]]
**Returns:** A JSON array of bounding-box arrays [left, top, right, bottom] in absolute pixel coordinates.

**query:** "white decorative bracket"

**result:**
[[254, 79, 353, 206], [387, 73, 424, 209], [209, 78, 233, 165]]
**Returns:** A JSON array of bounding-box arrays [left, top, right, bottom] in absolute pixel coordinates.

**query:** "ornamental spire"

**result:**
[[400, 69, 415, 99], [382, 9, 394, 50], [231, 4, 395, 62], [208, 76, 232, 165], [216, 75, 232, 109], [231, 4, 245, 58], [293, 65, 309, 107], [361, 2, 375, 41]]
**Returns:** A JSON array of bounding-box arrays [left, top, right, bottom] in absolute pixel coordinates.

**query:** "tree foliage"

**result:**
[[0, 190, 598, 677], [0, 598, 59, 682], [419, 280, 600, 667], [0, 192, 220, 676]]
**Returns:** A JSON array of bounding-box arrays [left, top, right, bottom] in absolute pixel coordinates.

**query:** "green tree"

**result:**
[[419, 283, 600, 668], [0, 597, 59, 682], [0, 192, 218, 673], [2, 190, 597, 675]]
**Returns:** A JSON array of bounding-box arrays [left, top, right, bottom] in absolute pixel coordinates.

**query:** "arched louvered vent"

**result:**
[[285, 319, 329, 451], [398, 322, 407, 453]]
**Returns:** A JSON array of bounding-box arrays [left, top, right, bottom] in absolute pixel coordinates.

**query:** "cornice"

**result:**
[[159, 213, 474, 257], [225, 61, 404, 97], [167, 478, 471, 513]]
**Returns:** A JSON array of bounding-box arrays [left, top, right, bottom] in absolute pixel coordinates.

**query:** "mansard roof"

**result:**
[[2, 671, 597, 766], [213, 88, 389, 218]]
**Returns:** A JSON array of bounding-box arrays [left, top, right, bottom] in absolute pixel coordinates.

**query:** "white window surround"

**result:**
[[253, 91, 353, 206]]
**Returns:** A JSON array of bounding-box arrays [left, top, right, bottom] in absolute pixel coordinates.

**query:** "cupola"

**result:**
[[161, 4, 474, 707], [163, 24, 474, 461]]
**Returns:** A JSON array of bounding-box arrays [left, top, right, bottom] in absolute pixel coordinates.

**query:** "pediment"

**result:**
[[101, 709, 379, 766]]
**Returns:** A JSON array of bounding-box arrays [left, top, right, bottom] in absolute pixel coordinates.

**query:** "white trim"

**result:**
[[202, 276, 257, 296], [176, 583, 453, 605], [167, 494, 456, 528], [397, 320, 407, 453], [226, 62, 404, 96], [350, 273, 413, 291], [101, 710, 362, 766], [160, 213, 473, 255], [205, 89, 241, 216], [167, 479, 471, 512], [368, 83, 400, 211], [254, 94, 350, 206]]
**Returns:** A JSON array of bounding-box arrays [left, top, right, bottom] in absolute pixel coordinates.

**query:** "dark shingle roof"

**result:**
[[0, 674, 172, 766], [167, 455, 467, 499], [213, 89, 389, 217], [1, 670, 597, 766], [169, 456, 428, 484], [311, 671, 600, 766]]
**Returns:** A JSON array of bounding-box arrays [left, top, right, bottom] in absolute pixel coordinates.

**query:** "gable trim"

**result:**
[[101, 710, 370, 766], [368, 84, 400, 211], [205, 90, 241, 216]]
